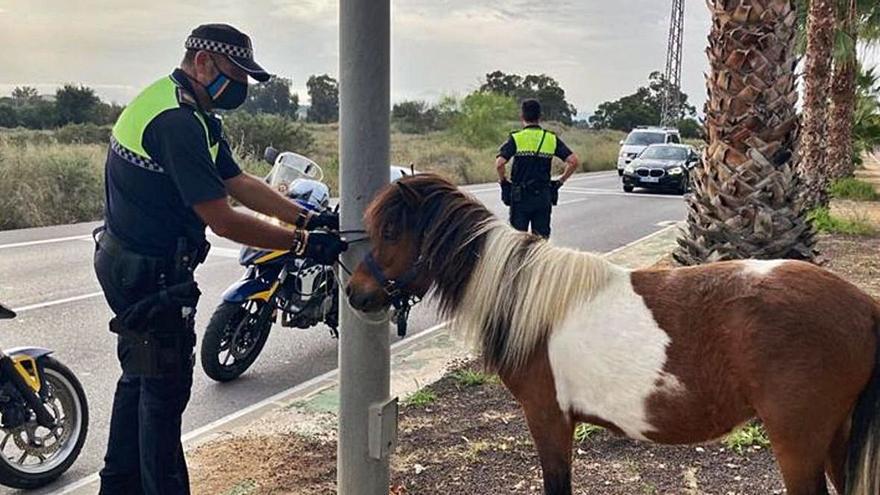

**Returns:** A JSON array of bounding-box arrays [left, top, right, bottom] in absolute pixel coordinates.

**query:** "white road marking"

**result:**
[[0, 234, 90, 250], [466, 171, 618, 195], [557, 198, 591, 206], [13, 292, 105, 314]]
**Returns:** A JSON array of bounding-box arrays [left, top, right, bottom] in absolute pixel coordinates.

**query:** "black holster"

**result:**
[[98, 230, 206, 376], [109, 276, 201, 376], [500, 180, 512, 206]]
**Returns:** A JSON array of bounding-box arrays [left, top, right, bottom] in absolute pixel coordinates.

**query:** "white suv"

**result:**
[[616, 127, 681, 175]]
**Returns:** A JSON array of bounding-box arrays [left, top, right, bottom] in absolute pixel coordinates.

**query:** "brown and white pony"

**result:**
[[345, 174, 880, 495]]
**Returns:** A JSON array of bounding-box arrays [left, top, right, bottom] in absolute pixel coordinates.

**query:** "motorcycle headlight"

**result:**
[[667, 166, 684, 175]]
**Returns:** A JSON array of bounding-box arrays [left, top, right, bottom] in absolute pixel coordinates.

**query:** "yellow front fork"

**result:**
[[11, 356, 41, 393]]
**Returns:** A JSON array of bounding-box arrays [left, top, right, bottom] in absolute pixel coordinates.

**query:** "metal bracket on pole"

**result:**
[[368, 398, 398, 460]]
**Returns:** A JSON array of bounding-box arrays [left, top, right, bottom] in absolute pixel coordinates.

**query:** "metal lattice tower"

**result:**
[[660, 0, 685, 127]]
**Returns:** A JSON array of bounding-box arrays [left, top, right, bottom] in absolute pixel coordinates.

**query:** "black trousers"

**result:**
[[94, 239, 195, 495], [509, 197, 552, 238]]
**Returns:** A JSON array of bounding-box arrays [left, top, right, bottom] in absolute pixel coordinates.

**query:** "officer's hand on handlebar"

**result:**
[[304, 231, 348, 265], [307, 211, 340, 231]]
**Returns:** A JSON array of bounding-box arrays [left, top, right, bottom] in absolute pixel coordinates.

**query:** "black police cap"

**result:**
[[185, 24, 271, 82]]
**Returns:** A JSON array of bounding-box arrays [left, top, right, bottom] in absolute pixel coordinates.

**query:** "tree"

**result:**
[[480, 71, 577, 124], [798, 0, 837, 209], [391, 100, 440, 134], [589, 72, 697, 131], [240, 76, 300, 118], [55, 84, 100, 125], [676, 0, 815, 264], [448, 92, 518, 148], [853, 65, 880, 162], [825, 0, 880, 181], [306, 74, 339, 123], [11, 86, 39, 104], [0, 103, 17, 128]]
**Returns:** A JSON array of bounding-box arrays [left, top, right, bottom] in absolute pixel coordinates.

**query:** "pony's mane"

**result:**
[[365, 174, 617, 373]]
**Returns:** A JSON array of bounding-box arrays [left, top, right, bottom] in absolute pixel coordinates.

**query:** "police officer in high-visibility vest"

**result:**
[[93, 24, 346, 494], [496, 99, 580, 238]]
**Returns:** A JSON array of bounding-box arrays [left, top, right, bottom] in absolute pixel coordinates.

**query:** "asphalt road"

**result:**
[[0, 171, 685, 493]]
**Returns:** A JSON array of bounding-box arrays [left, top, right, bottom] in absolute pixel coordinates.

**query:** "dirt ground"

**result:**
[[189, 231, 880, 495]]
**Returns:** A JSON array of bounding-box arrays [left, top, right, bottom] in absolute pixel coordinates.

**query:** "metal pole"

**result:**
[[338, 0, 393, 493]]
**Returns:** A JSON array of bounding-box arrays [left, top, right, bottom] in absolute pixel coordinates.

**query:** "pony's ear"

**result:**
[[396, 181, 422, 210]]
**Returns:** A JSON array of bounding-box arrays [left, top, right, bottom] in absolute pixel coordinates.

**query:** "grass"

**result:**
[[450, 369, 497, 387], [0, 124, 625, 230], [724, 422, 770, 455], [0, 141, 105, 230], [809, 207, 877, 236], [573, 423, 605, 443], [403, 388, 437, 407], [829, 178, 879, 201]]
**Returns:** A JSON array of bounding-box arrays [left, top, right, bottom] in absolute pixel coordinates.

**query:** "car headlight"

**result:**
[[667, 166, 684, 175], [624, 165, 635, 174]]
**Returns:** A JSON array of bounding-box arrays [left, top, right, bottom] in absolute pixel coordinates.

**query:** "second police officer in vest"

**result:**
[[496, 99, 580, 238], [93, 24, 347, 494]]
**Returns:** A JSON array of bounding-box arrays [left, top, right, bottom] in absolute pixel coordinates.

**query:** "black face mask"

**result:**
[[204, 58, 248, 110]]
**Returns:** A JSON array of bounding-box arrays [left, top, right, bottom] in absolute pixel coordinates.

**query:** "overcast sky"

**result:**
[[3, 0, 879, 117]]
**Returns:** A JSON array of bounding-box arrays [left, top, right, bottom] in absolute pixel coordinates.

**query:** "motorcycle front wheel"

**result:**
[[201, 300, 273, 382], [0, 357, 89, 489]]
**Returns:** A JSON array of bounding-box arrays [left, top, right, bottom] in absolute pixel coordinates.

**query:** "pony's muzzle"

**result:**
[[345, 283, 387, 313]]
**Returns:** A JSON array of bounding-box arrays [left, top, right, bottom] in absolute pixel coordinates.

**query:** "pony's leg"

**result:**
[[762, 417, 834, 495], [824, 420, 850, 495], [520, 399, 575, 495], [501, 350, 575, 495]]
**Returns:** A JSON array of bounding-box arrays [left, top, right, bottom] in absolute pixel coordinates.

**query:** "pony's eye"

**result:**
[[382, 225, 398, 241]]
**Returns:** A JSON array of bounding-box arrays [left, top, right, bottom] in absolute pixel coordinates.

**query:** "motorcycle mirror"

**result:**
[[263, 146, 280, 166], [409, 162, 415, 176], [0, 303, 16, 320]]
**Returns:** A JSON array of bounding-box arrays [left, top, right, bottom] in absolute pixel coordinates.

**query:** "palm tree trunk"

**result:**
[[827, 55, 858, 180], [799, 0, 837, 209], [675, 0, 816, 265]]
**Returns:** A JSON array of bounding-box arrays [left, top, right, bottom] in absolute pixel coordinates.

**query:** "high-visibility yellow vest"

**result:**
[[111, 76, 218, 173], [512, 127, 557, 158]]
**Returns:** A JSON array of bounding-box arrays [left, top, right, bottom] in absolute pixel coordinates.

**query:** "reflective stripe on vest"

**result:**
[[111, 76, 219, 173], [512, 128, 557, 158]]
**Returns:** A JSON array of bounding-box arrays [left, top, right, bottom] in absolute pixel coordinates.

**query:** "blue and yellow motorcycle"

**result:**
[[200, 150, 339, 382], [0, 303, 88, 489]]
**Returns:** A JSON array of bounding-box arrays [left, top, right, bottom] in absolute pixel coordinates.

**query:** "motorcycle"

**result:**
[[0, 303, 88, 489], [200, 148, 340, 382]]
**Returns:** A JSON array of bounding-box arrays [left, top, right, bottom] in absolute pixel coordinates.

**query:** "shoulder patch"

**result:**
[[176, 87, 199, 109]]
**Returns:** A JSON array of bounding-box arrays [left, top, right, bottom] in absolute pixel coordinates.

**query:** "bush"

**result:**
[[55, 123, 112, 145], [809, 207, 876, 236], [223, 113, 315, 159], [392, 100, 441, 134], [0, 142, 105, 230], [450, 92, 518, 148], [829, 178, 879, 201]]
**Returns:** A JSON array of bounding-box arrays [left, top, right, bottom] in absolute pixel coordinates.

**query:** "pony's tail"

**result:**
[[846, 314, 880, 495]]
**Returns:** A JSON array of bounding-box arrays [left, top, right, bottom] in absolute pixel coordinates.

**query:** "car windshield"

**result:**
[[625, 131, 666, 146], [639, 146, 689, 161]]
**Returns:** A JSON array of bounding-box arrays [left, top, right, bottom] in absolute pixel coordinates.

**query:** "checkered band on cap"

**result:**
[[185, 37, 253, 60], [110, 137, 165, 174]]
